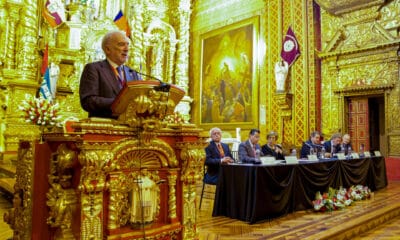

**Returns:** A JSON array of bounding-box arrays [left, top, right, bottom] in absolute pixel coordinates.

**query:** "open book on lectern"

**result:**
[[111, 80, 186, 117]]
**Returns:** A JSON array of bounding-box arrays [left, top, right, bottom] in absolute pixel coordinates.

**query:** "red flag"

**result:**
[[41, 44, 48, 75], [114, 10, 131, 38], [280, 26, 300, 67]]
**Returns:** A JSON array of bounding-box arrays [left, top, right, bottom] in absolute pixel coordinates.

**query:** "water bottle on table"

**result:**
[[359, 144, 365, 158], [320, 147, 326, 159]]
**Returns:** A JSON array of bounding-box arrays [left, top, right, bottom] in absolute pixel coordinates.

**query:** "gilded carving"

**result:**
[[182, 184, 196, 240], [380, 0, 400, 29], [81, 192, 103, 240], [319, 0, 400, 149], [17, 1, 38, 81], [315, 0, 385, 15], [177, 141, 206, 239], [179, 146, 206, 183], [389, 135, 400, 156], [46, 144, 78, 239], [167, 172, 178, 221], [114, 138, 176, 168], [3, 141, 35, 239], [107, 172, 135, 230]]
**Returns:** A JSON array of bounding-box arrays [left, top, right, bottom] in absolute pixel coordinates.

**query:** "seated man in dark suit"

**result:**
[[341, 133, 353, 155], [239, 128, 263, 163], [300, 131, 322, 158], [323, 133, 342, 158], [261, 131, 284, 160], [79, 30, 142, 118], [204, 127, 234, 184]]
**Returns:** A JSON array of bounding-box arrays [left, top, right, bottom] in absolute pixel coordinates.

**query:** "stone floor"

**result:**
[[1, 181, 400, 239]]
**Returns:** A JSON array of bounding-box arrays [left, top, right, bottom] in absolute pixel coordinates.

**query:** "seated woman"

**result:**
[[261, 131, 284, 160]]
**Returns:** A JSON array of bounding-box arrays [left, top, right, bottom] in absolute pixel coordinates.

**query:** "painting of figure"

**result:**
[[200, 17, 257, 126]]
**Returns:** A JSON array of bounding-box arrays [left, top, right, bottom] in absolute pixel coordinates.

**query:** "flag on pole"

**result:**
[[42, 0, 64, 28], [280, 26, 300, 67], [41, 44, 49, 75], [114, 10, 131, 38], [39, 44, 52, 100]]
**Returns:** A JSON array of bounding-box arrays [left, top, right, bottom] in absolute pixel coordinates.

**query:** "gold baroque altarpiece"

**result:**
[[2, 0, 400, 238]]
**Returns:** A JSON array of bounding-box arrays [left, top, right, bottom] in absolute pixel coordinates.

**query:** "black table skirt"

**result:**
[[212, 157, 387, 223]]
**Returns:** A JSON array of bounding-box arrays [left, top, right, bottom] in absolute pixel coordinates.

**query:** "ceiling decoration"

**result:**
[[315, 0, 386, 15]]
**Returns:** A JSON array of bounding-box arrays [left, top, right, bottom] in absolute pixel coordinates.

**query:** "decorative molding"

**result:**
[[333, 83, 394, 95], [315, 0, 385, 15]]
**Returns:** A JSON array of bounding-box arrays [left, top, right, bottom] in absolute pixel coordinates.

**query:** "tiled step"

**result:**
[[0, 178, 15, 194], [0, 164, 16, 195], [0, 164, 16, 177]]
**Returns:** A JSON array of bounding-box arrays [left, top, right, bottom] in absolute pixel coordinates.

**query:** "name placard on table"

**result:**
[[374, 151, 382, 157], [307, 154, 318, 161], [364, 151, 371, 157], [351, 153, 360, 159], [285, 156, 299, 164], [260, 156, 276, 164], [336, 153, 346, 160]]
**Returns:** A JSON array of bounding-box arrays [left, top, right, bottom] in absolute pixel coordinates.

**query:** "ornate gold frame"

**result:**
[[197, 16, 259, 129]]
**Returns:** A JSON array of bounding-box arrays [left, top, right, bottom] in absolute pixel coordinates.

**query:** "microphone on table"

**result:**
[[305, 142, 323, 149], [130, 69, 171, 92]]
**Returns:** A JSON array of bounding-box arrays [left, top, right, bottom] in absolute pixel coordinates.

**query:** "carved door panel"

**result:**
[[348, 98, 370, 152]]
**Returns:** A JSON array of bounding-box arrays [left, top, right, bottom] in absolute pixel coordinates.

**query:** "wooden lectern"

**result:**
[[111, 80, 186, 128], [8, 81, 208, 240]]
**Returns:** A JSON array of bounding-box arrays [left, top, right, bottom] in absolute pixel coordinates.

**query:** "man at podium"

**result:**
[[79, 30, 142, 118]]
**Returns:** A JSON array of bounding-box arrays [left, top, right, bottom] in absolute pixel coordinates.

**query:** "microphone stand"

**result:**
[[131, 70, 171, 92]]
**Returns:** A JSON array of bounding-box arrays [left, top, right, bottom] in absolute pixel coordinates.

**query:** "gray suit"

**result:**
[[79, 60, 141, 118], [238, 140, 263, 163]]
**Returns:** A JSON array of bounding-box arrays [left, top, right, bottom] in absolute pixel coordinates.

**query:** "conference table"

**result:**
[[212, 156, 387, 224]]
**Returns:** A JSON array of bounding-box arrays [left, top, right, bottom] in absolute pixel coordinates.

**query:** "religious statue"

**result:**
[[274, 60, 289, 92], [49, 62, 60, 98]]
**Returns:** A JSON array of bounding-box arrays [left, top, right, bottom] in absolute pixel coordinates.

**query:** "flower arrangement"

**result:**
[[164, 111, 188, 124], [313, 185, 371, 212], [19, 96, 61, 126]]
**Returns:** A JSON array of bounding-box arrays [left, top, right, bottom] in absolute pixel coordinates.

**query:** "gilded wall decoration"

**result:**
[[46, 144, 78, 239], [3, 141, 35, 239], [390, 135, 400, 156], [315, 0, 385, 15], [319, 0, 400, 153]]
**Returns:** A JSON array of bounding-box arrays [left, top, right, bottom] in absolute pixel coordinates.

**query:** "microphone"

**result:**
[[130, 69, 171, 92], [305, 142, 323, 148]]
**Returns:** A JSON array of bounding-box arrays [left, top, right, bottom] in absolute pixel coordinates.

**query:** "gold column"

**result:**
[[17, 0, 39, 81], [79, 147, 114, 240], [167, 171, 178, 221], [4, 2, 21, 70], [275, 92, 293, 143], [179, 142, 206, 239]]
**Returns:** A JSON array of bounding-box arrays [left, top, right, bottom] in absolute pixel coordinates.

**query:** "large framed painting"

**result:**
[[199, 16, 259, 129]]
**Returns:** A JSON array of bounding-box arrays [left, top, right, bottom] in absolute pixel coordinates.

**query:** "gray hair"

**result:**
[[331, 133, 342, 140], [209, 127, 222, 136], [101, 30, 128, 52]]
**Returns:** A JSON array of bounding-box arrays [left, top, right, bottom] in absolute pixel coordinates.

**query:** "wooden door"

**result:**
[[348, 98, 370, 152]]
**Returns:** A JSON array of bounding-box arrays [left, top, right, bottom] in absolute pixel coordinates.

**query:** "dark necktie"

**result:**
[[116, 66, 125, 87], [217, 143, 225, 158]]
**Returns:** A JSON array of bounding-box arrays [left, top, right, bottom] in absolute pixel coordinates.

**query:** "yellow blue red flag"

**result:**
[[39, 44, 52, 100], [114, 10, 131, 38]]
